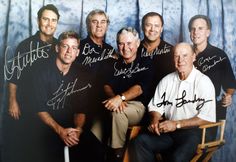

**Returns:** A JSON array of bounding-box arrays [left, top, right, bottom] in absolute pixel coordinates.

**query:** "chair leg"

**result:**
[[123, 126, 141, 162]]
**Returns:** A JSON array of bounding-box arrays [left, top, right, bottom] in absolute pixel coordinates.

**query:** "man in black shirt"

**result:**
[[3, 4, 60, 162], [188, 15, 236, 121], [138, 12, 175, 103], [33, 31, 91, 162], [103, 27, 150, 162]]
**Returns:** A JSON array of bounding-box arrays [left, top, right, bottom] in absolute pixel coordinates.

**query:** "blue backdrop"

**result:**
[[0, 0, 236, 161]]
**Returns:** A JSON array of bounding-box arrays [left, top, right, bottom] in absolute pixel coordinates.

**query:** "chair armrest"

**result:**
[[199, 120, 226, 148]]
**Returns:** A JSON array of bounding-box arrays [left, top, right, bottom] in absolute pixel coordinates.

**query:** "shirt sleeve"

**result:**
[[196, 75, 216, 122]]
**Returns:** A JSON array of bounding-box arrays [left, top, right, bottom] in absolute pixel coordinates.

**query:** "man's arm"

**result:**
[[73, 113, 86, 139], [38, 112, 79, 146], [158, 116, 213, 134], [8, 83, 21, 120]]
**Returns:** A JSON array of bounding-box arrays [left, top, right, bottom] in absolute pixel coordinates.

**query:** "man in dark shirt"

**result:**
[[138, 12, 175, 102], [75, 9, 117, 162], [103, 27, 150, 162], [3, 4, 60, 162], [33, 31, 91, 162], [188, 15, 236, 121]]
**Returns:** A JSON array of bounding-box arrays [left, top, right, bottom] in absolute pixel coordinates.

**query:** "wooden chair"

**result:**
[[123, 120, 226, 162], [191, 120, 226, 162]]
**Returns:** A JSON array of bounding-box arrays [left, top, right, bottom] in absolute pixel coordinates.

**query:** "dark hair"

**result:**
[[188, 15, 212, 31], [142, 12, 164, 30], [37, 4, 60, 20], [86, 9, 110, 34], [58, 31, 80, 46]]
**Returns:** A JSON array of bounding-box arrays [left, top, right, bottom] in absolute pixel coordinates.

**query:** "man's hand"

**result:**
[[59, 127, 80, 147], [222, 93, 232, 107], [9, 100, 21, 120], [103, 95, 127, 112], [148, 121, 161, 135], [159, 120, 177, 133], [148, 111, 163, 135]]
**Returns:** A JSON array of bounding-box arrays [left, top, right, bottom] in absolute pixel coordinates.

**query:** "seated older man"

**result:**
[[103, 27, 151, 162], [129, 42, 216, 162]]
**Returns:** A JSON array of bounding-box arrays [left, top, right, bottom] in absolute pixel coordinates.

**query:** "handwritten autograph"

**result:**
[[156, 90, 212, 110], [81, 43, 114, 66], [114, 62, 149, 78], [4, 42, 51, 80], [197, 55, 226, 72], [47, 78, 92, 110], [141, 44, 171, 59]]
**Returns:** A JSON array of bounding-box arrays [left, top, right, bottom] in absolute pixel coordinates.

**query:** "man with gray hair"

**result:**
[[103, 27, 150, 162]]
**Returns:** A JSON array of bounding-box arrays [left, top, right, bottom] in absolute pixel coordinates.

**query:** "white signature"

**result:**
[[141, 44, 171, 59], [81, 43, 114, 66], [47, 78, 92, 110], [4, 42, 51, 80], [114, 62, 149, 78], [197, 55, 226, 72]]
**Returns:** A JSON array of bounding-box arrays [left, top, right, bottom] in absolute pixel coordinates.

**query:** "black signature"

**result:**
[[156, 92, 173, 107], [114, 62, 149, 78], [176, 90, 212, 110], [4, 42, 51, 80], [47, 78, 92, 110], [156, 90, 212, 110]]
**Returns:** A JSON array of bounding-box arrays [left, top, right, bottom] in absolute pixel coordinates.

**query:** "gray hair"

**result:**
[[116, 27, 140, 43], [86, 9, 110, 34]]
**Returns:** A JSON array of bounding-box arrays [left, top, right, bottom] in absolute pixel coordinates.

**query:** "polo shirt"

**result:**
[[106, 55, 151, 106], [33, 56, 91, 127]]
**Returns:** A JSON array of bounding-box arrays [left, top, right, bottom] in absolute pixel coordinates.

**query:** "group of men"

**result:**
[[3, 3, 236, 162]]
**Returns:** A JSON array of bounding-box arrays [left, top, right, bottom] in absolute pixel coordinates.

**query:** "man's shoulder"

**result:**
[[206, 44, 227, 56], [160, 40, 173, 47], [17, 34, 37, 47]]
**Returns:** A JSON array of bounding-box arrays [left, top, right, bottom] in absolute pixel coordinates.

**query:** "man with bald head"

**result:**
[[129, 43, 216, 162]]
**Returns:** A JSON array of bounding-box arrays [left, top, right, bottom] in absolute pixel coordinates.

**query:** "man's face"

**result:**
[[190, 18, 210, 46], [174, 44, 195, 75], [38, 9, 58, 37], [56, 38, 79, 65], [143, 16, 163, 42], [89, 14, 108, 39], [118, 32, 140, 63]]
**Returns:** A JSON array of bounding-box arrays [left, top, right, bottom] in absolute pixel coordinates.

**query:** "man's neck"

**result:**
[[90, 36, 103, 46], [56, 60, 71, 76], [143, 38, 161, 53], [194, 42, 208, 56], [39, 33, 53, 43]]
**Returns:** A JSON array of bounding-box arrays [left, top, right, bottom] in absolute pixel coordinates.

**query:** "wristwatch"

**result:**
[[120, 94, 126, 101], [176, 122, 181, 129]]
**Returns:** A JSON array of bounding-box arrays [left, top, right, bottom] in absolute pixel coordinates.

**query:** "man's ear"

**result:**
[[76, 49, 80, 57], [206, 29, 211, 38], [55, 44, 59, 53]]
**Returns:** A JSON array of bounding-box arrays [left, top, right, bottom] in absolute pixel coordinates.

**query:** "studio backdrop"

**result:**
[[0, 0, 236, 161]]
